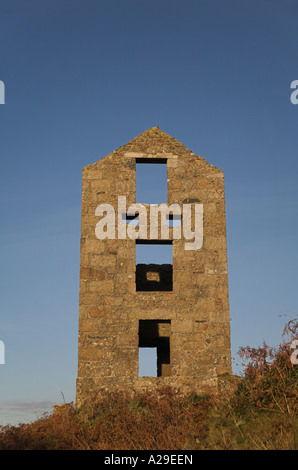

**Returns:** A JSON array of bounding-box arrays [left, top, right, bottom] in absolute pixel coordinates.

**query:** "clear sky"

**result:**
[[0, 0, 297, 426]]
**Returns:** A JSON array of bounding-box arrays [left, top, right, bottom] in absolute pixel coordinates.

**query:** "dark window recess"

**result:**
[[138, 320, 171, 377], [136, 158, 167, 164], [136, 240, 173, 291], [136, 264, 172, 291]]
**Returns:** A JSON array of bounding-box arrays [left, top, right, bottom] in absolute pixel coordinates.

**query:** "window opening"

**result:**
[[138, 320, 171, 377], [138, 347, 157, 377], [136, 240, 173, 291], [136, 161, 167, 204]]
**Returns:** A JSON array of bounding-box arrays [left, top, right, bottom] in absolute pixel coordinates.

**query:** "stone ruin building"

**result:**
[[76, 127, 232, 405]]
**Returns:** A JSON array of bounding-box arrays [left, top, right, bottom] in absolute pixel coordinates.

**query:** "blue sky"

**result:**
[[0, 0, 298, 426]]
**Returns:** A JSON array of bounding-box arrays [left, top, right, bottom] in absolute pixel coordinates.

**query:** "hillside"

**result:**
[[0, 318, 297, 451]]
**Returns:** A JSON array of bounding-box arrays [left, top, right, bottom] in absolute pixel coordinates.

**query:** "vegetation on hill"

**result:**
[[0, 317, 297, 450]]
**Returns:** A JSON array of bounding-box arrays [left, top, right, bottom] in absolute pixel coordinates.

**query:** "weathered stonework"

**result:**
[[76, 127, 232, 405]]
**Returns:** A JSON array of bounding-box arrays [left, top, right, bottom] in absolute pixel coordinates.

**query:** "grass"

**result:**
[[0, 317, 297, 450]]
